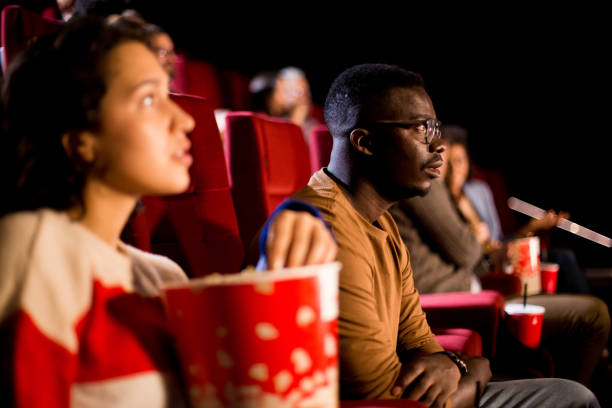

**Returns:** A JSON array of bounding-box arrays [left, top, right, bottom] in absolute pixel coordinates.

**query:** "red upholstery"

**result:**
[[123, 93, 243, 277], [340, 400, 426, 407], [171, 53, 189, 94], [433, 328, 482, 356], [172, 56, 223, 109], [220, 69, 252, 110], [224, 111, 311, 251], [420, 290, 505, 359], [310, 103, 325, 124], [480, 272, 522, 296], [309, 124, 333, 173], [1, 5, 63, 71]]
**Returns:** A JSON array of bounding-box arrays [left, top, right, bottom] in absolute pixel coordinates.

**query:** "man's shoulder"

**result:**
[[292, 170, 342, 214]]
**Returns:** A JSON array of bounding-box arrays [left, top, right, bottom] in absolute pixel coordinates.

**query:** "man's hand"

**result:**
[[265, 210, 337, 269], [391, 352, 461, 408], [450, 355, 492, 408]]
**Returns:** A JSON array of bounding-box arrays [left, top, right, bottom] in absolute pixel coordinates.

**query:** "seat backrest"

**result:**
[[309, 124, 333, 174], [123, 93, 243, 277], [1, 5, 62, 71], [224, 111, 311, 250], [180, 57, 223, 109], [220, 69, 252, 111]]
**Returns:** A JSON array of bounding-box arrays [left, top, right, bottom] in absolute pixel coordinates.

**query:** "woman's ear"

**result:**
[[61, 131, 98, 164], [349, 128, 374, 156]]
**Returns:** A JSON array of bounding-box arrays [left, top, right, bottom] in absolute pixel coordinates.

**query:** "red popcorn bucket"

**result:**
[[161, 262, 341, 408], [504, 237, 541, 295]]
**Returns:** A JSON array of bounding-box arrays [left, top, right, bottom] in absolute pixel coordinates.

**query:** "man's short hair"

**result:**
[[324, 63, 425, 138]]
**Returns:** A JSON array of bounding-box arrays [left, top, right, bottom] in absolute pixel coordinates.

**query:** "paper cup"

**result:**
[[540, 262, 559, 294], [161, 262, 341, 408], [504, 303, 545, 349], [504, 236, 541, 295]]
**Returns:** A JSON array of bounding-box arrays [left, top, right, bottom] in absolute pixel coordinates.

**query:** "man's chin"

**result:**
[[387, 183, 432, 201]]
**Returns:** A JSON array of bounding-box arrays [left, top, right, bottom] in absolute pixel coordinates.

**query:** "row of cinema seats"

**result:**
[[1, 5, 509, 405], [0, 4, 254, 113], [130, 92, 505, 364]]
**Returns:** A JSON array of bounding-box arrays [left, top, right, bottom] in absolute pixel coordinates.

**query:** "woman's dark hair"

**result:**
[[441, 124, 474, 180], [0, 15, 148, 216], [248, 70, 279, 113]]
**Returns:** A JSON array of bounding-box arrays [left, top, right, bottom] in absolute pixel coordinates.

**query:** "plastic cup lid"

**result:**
[[540, 262, 559, 270], [504, 303, 545, 315]]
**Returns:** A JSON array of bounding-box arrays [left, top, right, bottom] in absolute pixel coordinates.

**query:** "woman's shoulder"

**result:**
[[464, 179, 495, 199], [0, 209, 55, 263], [0, 209, 63, 320], [121, 244, 188, 296]]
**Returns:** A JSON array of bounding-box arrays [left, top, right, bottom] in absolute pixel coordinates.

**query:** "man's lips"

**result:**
[[424, 159, 443, 178]]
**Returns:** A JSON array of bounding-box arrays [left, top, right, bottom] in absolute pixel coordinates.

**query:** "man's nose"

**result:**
[[430, 137, 445, 153]]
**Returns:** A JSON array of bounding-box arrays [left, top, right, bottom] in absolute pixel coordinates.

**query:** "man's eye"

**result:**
[[414, 123, 427, 133]]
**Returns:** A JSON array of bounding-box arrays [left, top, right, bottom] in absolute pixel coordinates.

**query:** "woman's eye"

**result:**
[[142, 95, 155, 107]]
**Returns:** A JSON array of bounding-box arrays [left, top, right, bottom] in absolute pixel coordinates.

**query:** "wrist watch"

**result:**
[[440, 351, 469, 376]]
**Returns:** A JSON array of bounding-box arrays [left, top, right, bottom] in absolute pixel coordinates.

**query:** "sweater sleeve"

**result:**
[[400, 180, 483, 269], [397, 260, 444, 355], [0, 212, 77, 408]]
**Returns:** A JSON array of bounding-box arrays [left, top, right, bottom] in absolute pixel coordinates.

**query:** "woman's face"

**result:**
[[446, 143, 470, 190], [90, 41, 195, 197]]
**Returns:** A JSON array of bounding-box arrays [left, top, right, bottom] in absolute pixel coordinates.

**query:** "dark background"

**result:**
[[6, 2, 612, 267], [154, 6, 612, 268]]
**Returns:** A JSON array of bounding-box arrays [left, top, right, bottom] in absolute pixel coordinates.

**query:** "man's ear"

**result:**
[[61, 131, 98, 164], [349, 128, 374, 156]]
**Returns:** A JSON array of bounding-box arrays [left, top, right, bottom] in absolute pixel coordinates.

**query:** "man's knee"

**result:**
[[481, 378, 599, 408], [552, 378, 600, 408]]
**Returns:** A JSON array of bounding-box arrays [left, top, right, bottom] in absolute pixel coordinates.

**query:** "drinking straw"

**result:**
[[523, 283, 528, 307]]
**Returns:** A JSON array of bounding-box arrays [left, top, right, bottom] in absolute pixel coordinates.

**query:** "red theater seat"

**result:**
[[220, 69, 252, 111], [420, 290, 505, 359], [309, 124, 333, 173], [224, 111, 311, 251], [171, 56, 224, 109], [433, 328, 483, 356], [123, 93, 243, 277], [1, 5, 63, 71]]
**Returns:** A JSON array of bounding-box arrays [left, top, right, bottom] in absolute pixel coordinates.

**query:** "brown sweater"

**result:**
[[390, 179, 485, 293], [292, 170, 442, 400]]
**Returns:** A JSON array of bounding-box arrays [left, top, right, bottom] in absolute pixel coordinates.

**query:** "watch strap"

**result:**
[[440, 351, 468, 376]]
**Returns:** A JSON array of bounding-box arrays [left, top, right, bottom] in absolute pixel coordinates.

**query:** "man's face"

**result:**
[[366, 86, 445, 200]]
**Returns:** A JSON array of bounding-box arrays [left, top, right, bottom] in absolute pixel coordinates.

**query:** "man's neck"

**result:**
[[325, 167, 392, 224]]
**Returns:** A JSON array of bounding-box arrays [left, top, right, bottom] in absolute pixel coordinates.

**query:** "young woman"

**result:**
[[0, 16, 335, 407]]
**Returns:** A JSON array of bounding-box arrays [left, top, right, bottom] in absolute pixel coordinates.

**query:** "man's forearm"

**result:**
[[450, 356, 491, 408]]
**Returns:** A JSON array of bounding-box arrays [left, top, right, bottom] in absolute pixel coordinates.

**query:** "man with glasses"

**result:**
[[291, 63, 599, 407]]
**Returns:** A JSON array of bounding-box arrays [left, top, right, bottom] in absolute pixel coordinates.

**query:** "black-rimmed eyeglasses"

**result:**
[[366, 118, 442, 144]]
